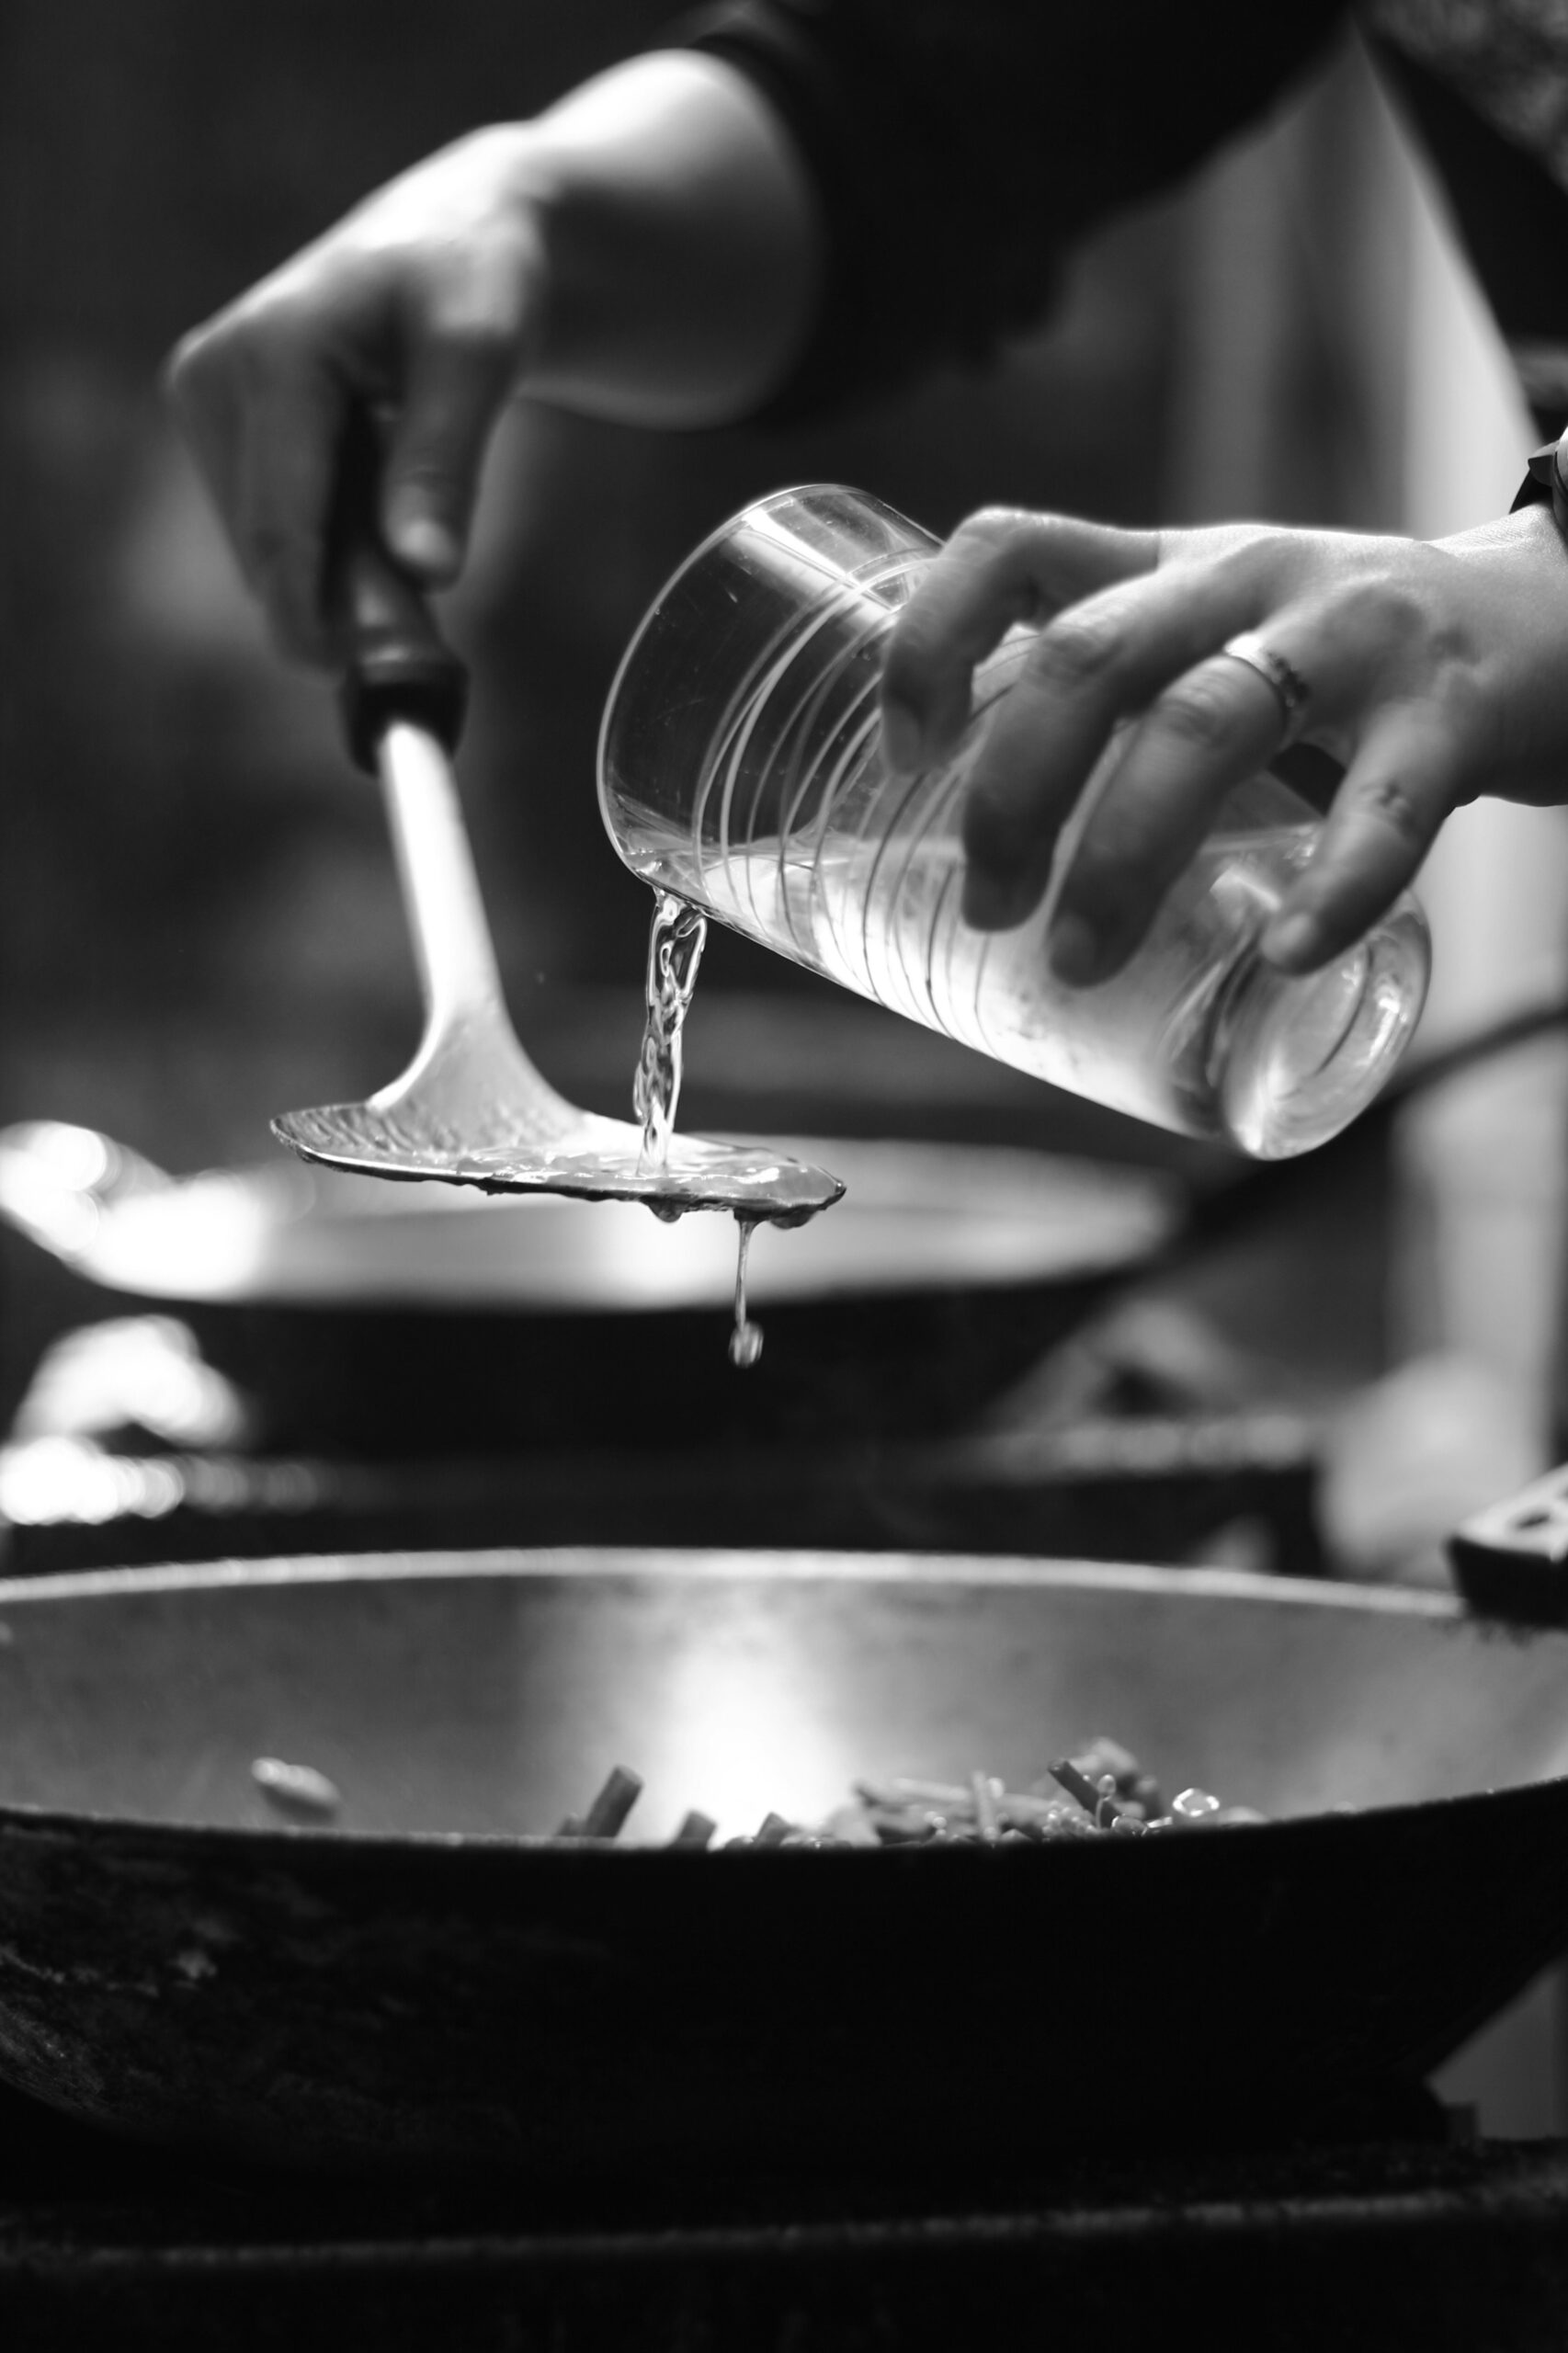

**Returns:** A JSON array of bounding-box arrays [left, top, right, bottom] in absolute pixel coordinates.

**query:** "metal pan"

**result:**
[[0, 1548, 1565, 2183], [0, 1125, 1178, 1454]]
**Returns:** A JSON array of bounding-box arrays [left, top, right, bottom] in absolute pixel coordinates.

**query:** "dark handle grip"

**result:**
[[326, 410, 469, 773], [1448, 1463, 1568, 1628]]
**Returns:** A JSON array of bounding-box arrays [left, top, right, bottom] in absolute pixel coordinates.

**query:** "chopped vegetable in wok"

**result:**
[[241, 1746, 1273, 1843], [554, 1746, 1270, 1847]]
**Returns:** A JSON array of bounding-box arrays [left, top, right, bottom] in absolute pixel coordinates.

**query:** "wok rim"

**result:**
[[0, 1546, 1559, 1863], [0, 1543, 1472, 1613]]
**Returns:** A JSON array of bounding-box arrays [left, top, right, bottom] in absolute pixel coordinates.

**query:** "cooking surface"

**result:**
[[0, 1126, 1177, 1309], [0, 1552, 1566, 2186], [0, 1124, 1190, 1457], [2, 2075, 1567, 2353], [2, 1551, 1565, 1836]]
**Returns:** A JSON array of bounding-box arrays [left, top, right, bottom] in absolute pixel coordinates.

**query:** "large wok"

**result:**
[[8, 1006, 1567, 1456], [0, 1125, 1177, 1454], [0, 1548, 1565, 2185]]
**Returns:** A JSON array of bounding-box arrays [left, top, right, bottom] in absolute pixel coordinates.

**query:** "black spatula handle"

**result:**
[[326, 407, 469, 773]]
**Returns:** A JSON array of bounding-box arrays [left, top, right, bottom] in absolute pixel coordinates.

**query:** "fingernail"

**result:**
[[881, 702, 925, 775], [388, 506, 460, 580], [961, 870, 1022, 930], [1048, 913, 1105, 985], [1262, 912, 1321, 972]]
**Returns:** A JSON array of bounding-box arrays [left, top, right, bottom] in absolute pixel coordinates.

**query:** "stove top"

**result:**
[[3, 2081, 1566, 2352]]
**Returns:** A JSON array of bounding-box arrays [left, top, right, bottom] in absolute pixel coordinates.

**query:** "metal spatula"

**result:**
[[272, 446, 843, 1223]]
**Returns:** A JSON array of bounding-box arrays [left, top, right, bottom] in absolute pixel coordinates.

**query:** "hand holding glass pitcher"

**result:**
[[599, 487, 1438, 1158]]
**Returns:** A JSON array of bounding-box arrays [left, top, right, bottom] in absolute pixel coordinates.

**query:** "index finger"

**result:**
[[165, 325, 248, 577], [167, 314, 349, 665], [1260, 701, 1458, 972], [235, 358, 349, 665], [880, 509, 1159, 770]]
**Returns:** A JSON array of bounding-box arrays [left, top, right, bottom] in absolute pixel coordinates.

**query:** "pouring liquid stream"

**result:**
[[635, 892, 707, 1176], [635, 889, 767, 1368]]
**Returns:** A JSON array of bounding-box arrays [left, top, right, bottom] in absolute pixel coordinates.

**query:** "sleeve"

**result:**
[[675, 0, 1349, 417], [1369, 37, 1568, 440]]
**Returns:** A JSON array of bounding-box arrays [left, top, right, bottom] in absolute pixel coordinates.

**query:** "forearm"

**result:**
[[520, 51, 824, 426]]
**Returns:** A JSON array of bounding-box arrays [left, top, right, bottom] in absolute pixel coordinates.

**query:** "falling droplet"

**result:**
[[729, 1215, 764, 1368]]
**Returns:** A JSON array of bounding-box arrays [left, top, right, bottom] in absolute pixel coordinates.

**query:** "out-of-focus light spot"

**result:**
[[28, 1123, 113, 1192], [88, 1185, 268, 1299], [0, 1440, 328, 1532], [11, 1317, 251, 1448], [0, 1438, 186, 1527], [0, 1127, 108, 1259], [0, 1127, 269, 1300]]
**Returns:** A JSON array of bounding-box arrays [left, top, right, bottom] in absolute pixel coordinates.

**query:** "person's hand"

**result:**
[[167, 53, 819, 667], [168, 125, 553, 665], [879, 503, 1568, 978]]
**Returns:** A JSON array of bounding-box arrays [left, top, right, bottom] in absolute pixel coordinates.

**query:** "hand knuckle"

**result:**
[[1030, 608, 1120, 694], [1221, 525, 1278, 570], [1322, 558, 1466, 672], [1340, 574, 1421, 641], [949, 506, 1032, 558], [1362, 773, 1426, 845], [1153, 673, 1238, 754], [229, 313, 296, 398], [166, 315, 252, 409], [426, 299, 516, 361], [165, 326, 210, 394], [1183, 525, 1279, 585]]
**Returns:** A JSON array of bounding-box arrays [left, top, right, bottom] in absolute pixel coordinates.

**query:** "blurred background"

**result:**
[[6, 0, 1568, 2136], [4, 2, 1568, 1557]]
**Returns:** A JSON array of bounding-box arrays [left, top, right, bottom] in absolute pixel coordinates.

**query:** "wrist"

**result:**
[[1437, 501, 1567, 564], [1510, 436, 1568, 537]]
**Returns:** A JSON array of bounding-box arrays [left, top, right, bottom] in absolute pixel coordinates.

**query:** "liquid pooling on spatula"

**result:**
[[438, 892, 838, 1223], [276, 1088, 838, 1220], [276, 886, 842, 1363], [275, 760, 841, 1221], [438, 1124, 836, 1219], [270, 731, 842, 1381]]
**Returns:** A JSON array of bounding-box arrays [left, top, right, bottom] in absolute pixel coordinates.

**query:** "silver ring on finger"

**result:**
[[1220, 631, 1311, 749]]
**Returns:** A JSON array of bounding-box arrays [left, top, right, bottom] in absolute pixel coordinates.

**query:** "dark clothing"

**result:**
[[1378, 41, 1568, 430], [679, 0, 1568, 435]]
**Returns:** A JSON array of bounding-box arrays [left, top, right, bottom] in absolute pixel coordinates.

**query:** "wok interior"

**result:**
[[1, 1552, 1566, 1842]]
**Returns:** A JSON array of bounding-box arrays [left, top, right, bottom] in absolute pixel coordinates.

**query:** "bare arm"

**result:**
[[167, 51, 823, 662]]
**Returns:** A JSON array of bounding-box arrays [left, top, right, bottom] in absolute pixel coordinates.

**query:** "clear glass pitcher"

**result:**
[[597, 484, 1429, 1158]]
